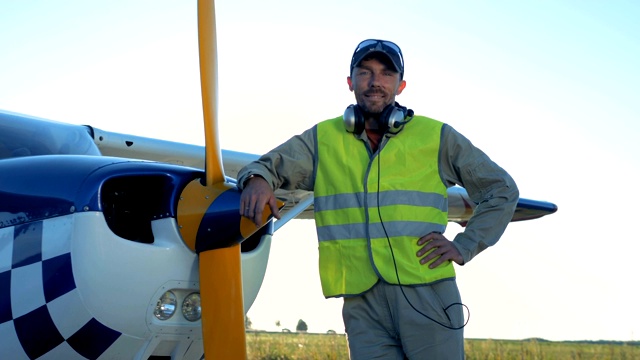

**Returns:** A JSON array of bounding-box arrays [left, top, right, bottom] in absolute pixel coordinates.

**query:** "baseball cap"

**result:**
[[350, 39, 404, 77]]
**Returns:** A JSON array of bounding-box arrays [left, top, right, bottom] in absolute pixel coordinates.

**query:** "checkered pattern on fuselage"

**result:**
[[0, 217, 121, 360]]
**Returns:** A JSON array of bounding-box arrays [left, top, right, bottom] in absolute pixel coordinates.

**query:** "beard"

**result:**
[[359, 102, 386, 115], [357, 91, 391, 115]]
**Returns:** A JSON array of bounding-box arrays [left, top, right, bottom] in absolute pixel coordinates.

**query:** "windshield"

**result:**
[[0, 111, 100, 159]]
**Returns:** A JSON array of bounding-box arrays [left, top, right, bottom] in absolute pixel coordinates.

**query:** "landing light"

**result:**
[[154, 291, 177, 320], [182, 292, 202, 322]]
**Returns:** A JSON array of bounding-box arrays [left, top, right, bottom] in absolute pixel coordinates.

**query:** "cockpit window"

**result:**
[[0, 112, 100, 159]]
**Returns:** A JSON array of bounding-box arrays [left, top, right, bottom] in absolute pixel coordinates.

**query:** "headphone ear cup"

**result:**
[[386, 106, 407, 135], [378, 104, 407, 134], [344, 104, 364, 133]]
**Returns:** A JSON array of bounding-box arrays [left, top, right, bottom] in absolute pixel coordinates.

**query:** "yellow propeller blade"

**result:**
[[178, 2, 284, 358], [197, 0, 245, 358], [199, 0, 224, 187]]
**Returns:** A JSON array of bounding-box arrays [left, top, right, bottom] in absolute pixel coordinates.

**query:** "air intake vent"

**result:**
[[101, 175, 175, 243]]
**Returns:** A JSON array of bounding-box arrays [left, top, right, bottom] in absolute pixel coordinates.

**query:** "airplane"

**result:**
[[0, 1, 557, 359]]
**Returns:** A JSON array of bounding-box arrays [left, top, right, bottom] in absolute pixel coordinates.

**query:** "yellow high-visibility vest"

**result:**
[[314, 116, 455, 298]]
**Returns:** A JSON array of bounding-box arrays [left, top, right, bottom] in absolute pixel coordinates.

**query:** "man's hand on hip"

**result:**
[[416, 232, 463, 268]]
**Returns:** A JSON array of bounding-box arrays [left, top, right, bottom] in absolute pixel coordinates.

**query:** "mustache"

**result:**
[[364, 89, 387, 96]]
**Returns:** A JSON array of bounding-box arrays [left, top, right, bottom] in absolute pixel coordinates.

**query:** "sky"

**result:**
[[1, 0, 639, 341]]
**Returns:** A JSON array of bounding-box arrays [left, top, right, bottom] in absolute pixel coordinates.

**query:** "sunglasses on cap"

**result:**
[[350, 39, 404, 76]]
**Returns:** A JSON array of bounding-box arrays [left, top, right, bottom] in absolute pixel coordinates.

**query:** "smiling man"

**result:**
[[238, 39, 519, 359], [349, 44, 406, 114]]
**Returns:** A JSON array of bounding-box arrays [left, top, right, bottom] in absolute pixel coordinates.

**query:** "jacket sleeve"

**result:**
[[237, 126, 316, 192], [439, 124, 519, 264]]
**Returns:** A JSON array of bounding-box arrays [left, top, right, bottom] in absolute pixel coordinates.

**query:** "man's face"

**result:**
[[347, 57, 406, 114]]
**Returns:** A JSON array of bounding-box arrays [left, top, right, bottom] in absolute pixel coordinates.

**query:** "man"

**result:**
[[238, 39, 519, 359]]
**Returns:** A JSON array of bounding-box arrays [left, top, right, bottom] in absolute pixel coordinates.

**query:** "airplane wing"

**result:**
[[448, 186, 557, 227], [89, 126, 557, 227]]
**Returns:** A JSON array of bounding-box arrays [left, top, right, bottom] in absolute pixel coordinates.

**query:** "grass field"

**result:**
[[245, 331, 640, 360]]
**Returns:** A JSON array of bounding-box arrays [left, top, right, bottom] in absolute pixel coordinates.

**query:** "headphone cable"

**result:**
[[375, 145, 469, 330]]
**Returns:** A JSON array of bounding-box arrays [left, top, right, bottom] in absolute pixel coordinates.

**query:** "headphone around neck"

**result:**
[[343, 103, 414, 136]]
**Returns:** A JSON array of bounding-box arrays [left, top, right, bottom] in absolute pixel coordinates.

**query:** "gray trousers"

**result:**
[[342, 280, 465, 359]]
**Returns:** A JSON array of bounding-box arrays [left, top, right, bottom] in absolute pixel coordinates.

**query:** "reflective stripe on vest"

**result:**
[[314, 116, 455, 298]]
